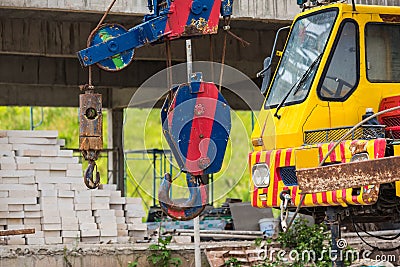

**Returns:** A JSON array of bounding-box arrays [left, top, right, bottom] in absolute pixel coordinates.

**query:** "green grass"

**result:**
[[0, 106, 253, 209]]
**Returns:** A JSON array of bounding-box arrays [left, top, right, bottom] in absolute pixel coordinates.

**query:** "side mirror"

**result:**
[[260, 57, 272, 94]]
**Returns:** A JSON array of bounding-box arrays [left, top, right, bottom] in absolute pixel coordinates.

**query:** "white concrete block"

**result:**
[[9, 190, 39, 198], [92, 190, 111, 197], [31, 156, 78, 164], [0, 144, 12, 150], [80, 229, 100, 237], [13, 144, 60, 151], [19, 176, 35, 184], [93, 210, 114, 217], [37, 183, 54, 190], [0, 150, 15, 157], [91, 203, 109, 210], [8, 137, 58, 145], [0, 163, 16, 170], [74, 196, 91, 204], [42, 209, 60, 217], [18, 163, 50, 170], [126, 217, 143, 224], [91, 196, 110, 203], [125, 210, 146, 218], [8, 198, 37, 205], [124, 204, 145, 211], [7, 224, 25, 230], [6, 130, 58, 138], [0, 170, 35, 178], [0, 191, 8, 198], [100, 184, 117, 191], [8, 211, 24, 218], [70, 183, 87, 191], [57, 139, 65, 147], [24, 218, 41, 225], [15, 149, 41, 157], [59, 209, 75, 217], [36, 169, 50, 176], [45, 236, 62, 244], [58, 150, 73, 157], [8, 236, 26, 245], [40, 150, 58, 157], [62, 217, 78, 225], [1, 177, 19, 184], [0, 211, 9, 218], [58, 198, 74, 208], [0, 157, 15, 164], [58, 190, 74, 198], [25, 211, 41, 218], [39, 196, 57, 204], [24, 204, 41, 211], [41, 216, 61, 224], [63, 237, 79, 244], [43, 230, 61, 238], [74, 203, 92, 211], [127, 223, 147, 231], [117, 224, 127, 230], [50, 163, 67, 170], [62, 224, 79, 231], [42, 224, 62, 231], [125, 198, 142, 205], [54, 183, 70, 190], [15, 157, 30, 164], [76, 210, 92, 218], [62, 230, 80, 238], [0, 203, 8, 211], [116, 217, 125, 224], [40, 190, 57, 197], [7, 218, 23, 225], [79, 223, 97, 231], [26, 237, 45, 245], [95, 216, 117, 224], [66, 169, 82, 177], [8, 204, 23, 211], [114, 210, 124, 217], [0, 137, 8, 144], [67, 163, 83, 170]]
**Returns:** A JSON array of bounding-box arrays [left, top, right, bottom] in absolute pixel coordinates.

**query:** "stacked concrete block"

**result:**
[[124, 197, 148, 242], [0, 130, 147, 245]]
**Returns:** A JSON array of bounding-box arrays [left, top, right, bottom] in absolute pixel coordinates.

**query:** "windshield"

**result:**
[[265, 10, 338, 108]]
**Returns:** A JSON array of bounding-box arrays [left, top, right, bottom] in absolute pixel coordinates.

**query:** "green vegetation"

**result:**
[[147, 236, 182, 267], [0, 106, 253, 210]]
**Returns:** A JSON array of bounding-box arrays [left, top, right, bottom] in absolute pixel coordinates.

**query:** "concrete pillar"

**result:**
[[111, 108, 125, 196]]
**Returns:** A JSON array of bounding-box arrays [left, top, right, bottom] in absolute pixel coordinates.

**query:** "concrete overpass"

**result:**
[[1, 0, 399, 192]]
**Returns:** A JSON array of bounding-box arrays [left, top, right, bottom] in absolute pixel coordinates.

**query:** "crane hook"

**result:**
[[84, 160, 100, 189], [159, 173, 208, 221]]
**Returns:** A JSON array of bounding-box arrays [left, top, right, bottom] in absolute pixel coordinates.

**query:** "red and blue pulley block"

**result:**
[[158, 73, 231, 220], [77, 0, 234, 71]]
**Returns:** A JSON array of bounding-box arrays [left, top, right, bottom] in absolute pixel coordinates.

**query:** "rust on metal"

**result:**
[[0, 229, 35, 236], [79, 92, 103, 152], [297, 156, 400, 194], [362, 184, 380, 203]]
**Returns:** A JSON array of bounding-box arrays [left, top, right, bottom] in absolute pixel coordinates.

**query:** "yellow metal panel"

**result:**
[[396, 181, 400, 198], [295, 147, 320, 169]]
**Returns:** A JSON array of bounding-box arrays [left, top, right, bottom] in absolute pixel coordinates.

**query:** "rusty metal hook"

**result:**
[[158, 173, 208, 221], [84, 160, 100, 189]]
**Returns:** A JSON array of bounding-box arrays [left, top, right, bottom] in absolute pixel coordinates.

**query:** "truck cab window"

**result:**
[[366, 23, 400, 82], [319, 21, 358, 100], [265, 9, 338, 109]]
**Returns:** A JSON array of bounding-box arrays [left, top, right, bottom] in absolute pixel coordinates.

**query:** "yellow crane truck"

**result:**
[[251, 2, 400, 264]]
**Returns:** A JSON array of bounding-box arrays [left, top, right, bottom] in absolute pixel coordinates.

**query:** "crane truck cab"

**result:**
[[250, 3, 400, 222]]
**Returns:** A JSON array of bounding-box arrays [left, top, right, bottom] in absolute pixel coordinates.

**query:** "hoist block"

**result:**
[[161, 78, 231, 176], [77, 0, 234, 71], [79, 92, 103, 152]]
